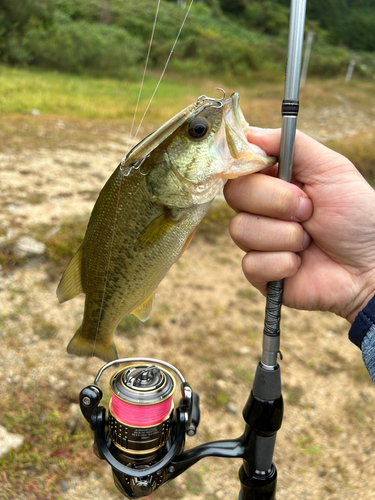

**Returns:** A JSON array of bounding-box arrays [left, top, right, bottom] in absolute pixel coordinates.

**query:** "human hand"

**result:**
[[224, 128, 375, 324]]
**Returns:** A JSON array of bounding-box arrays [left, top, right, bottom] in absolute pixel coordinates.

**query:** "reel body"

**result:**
[[79, 358, 282, 500], [80, 358, 199, 498]]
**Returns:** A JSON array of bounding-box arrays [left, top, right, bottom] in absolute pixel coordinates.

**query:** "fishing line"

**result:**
[[92, 0, 195, 357], [111, 394, 173, 426], [133, 0, 195, 142], [129, 0, 161, 140]]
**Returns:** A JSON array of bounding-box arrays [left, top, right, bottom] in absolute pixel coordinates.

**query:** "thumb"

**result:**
[[246, 127, 346, 184]]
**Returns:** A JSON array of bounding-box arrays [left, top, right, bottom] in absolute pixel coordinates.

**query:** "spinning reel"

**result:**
[[80, 357, 283, 499]]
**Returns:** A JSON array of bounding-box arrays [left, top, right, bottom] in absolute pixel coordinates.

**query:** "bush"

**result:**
[[7, 19, 144, 77], [0, 0, 374, 80]]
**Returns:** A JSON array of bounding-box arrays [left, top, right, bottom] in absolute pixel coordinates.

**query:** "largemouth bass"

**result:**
[[57, 92, 276, 361]]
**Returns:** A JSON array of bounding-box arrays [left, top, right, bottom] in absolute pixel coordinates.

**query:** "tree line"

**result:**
[[0, 0, 373, 80]]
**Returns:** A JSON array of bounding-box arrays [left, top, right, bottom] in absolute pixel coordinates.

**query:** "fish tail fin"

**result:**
[[67, 326, 118, 362]]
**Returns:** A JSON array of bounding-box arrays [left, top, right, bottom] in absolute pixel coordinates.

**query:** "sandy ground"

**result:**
[[0, 102, 374, 500]]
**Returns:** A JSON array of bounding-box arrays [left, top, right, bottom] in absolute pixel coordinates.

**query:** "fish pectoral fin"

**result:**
[[131, 290, 157, 322], [136, 212, 179, 250], [67, 326, 118, 362], [57, 245, 84, 303]]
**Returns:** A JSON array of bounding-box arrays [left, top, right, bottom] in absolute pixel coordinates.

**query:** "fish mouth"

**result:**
[[217, 93, 276, 179]]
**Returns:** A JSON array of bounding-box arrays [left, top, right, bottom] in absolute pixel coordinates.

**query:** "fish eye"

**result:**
[[188, 118, 211, 140]]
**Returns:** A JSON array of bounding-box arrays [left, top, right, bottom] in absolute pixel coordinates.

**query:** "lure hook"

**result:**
[[195, 88, 226, 110], [215, 87, 226, 100], [119, 155, 150, 177]]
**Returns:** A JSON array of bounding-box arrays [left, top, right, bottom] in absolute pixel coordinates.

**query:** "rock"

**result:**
[[5, 204, 19, 215], [13, 236, 46, 258], [30, 109, 41, 115], [0, 425, 24, 458], [226, 402, 237, 414], [60, 480, 69, 492], [237, 346, 250, 355]]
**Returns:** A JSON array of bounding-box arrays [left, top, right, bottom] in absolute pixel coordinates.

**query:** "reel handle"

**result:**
[[187, 392, 200, 436]]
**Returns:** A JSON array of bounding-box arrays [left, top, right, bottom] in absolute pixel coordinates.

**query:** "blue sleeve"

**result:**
[[361, 326, 375, 383], [348, 294, 375, 384]]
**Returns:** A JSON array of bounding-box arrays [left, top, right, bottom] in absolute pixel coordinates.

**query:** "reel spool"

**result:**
[[108, 364, 176, 463]]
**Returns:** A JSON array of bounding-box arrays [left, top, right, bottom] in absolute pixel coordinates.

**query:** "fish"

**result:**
[[57, 92, 276, 362]]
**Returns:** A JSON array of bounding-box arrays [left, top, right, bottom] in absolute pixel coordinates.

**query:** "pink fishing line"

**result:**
[[111, 394, 173, 426]]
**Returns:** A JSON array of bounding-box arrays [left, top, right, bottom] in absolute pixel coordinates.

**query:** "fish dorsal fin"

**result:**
[[131, 290, 157, 322], [57, 245, 84, 303], [136, 212, 179, 250]]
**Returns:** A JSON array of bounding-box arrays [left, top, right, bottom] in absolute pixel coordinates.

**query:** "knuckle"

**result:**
[[229, 212, 249, 244], [286, 223, 303, 249], [273, 189, 297, 217]]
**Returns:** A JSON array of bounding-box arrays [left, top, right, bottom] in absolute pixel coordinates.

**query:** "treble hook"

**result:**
[[215, 87, 226, 100], [196, 88, 226, 110], [119, 155, 150, 177]]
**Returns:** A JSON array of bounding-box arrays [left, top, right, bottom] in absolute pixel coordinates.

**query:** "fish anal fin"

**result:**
[[136, 212, 178, 250], [57, 245, 84, 303], [131, 290, 157, 322], [67, 326, 118, 362]]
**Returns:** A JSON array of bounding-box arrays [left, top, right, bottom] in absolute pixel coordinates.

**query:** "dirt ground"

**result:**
[[0, 93, 375, 500]]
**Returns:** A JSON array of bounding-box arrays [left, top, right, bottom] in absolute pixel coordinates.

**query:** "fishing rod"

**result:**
[[78, 1, 307, 498]]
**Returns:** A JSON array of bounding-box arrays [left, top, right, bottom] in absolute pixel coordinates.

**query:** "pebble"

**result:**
[[0, 425, 24, 458], [5, 204, 19, 215], [60, 480, 69, 492], [226, 402, 237, 414], [13, 236, 46, 258], [238, 346, 250, 355]]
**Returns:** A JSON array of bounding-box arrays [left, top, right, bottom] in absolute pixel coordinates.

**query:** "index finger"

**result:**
[[224, 173, 312, 222]]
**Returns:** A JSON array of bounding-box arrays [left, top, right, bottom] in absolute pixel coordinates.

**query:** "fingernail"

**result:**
[[295, 197, 312, 221]]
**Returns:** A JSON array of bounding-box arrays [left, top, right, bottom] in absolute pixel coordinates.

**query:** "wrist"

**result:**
[[345, 276, 375, 324]]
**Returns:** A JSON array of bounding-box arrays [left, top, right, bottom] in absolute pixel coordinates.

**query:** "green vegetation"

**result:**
[[1, 0, 374, 83], [0, 65, 204, 120], [0, 384, 100, 500]]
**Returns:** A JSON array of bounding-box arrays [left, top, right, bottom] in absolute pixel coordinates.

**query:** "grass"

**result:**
[[0, 65, 212, 122], [0, 384, 100, 500], [1, 65, 374, 185], [1, 66, 375, 499]]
